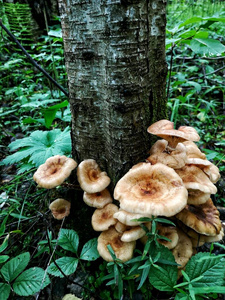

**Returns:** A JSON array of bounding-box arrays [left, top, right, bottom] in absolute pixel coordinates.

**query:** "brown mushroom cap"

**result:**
[[183, 141, 206, 159], [33, 155, 77, 189], [176, 199, 222, 236], [97, 227, 136, 262], [176, 165, 217, 194], [113, 209, 151, 226], [91, 203, 119, 231], [172, 229, 193, 269], [187, 190, 211, 205], [77, 159, 111, 193], [115, 221, 128, 233], [114, 162, 188, 217], [203, 163, 221, 184], [83, 189, 113, 208], [147, 120, 200, 149], [147, 140, 187, 169], [49, 198, 71, 220]]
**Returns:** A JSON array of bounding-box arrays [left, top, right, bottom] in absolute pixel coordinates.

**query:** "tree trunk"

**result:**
[[58, 0, 167, 185]]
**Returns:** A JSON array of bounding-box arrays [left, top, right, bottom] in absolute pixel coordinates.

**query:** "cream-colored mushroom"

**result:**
[[91, 203, 119, 231], [77, 159, 110, 193], [49, 198, 71, 220], [33, 155, 77, 189], [113, 209, 151, 227], [83, 189, 113, 208]]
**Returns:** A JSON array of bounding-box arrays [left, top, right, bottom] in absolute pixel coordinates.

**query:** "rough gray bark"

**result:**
[[58, 0, 167, 185]]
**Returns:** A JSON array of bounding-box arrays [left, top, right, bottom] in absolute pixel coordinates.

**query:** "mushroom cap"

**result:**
[[203, 163, 221, 184], [147, 120, 200, 148], [187, 190, 211, 205], [83, 189, 113, 208], [179, 223, 224, 247], [114, 162, 188, 217], [49, 198, 71, 220], [176, 199, 222, 236], [115, 221, 128, 233], [33, 155, 77, 189], [91, 203, 119, 231], [183, 141, 206, 159], [147, 140, 187, 169], [77, 159, 111, 193], [186, 158, 211, 166], [172, 229, 193, 269], [176, 165, 217, 194], [113, 209, 151, 226], [121, 223, 151, 242], [97, 227, 136, 262]]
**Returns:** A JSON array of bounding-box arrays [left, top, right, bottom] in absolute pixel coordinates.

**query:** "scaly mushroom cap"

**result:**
[[176, 165, 217, 194], [121, 223, 151, 242], [91, 203, 119, 231], [147, 140, 187, 169], [147, 120, 200, 149], [172, 229, 193, 269], [176, 199, 222, 236], [97, 227, 136, 262], [33, 155, 77, 189], [114, 162, 188, 217], [113, 209, 151, 226], [49, 198, 71, 220], [77, 159, 111, 193], [187, 190, 211, 205], [183, 141, 206, 159], [83, 189, 113, 208]]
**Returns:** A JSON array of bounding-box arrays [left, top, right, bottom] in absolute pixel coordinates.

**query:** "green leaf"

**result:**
[[0, 255, 9, 264], [0, 235, 9, 253], [1, 252, 30, 282], [185, 252, 225, 287], [80, 238, 100, 261], [1, 127, 72, 169], [190, 38, 225, 56], [58, 229, 79, 254], [0, 282, 11, 300], [149, 246, 178, 291], [13, 267, 50, 296], [47, 257, 79, 278], [192, 286, 225, 294], [0, 215, 8, 237]]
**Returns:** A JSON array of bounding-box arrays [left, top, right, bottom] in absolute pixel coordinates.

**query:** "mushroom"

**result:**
[[113, 209, 151, 227], [172, 229, 193, 269], [141, 223, 178, 250], [147, 120, 200, 150], [91, 203, 119, 231], [115, 221, 128, 233], [147, 140, 187, 169], [175, 165, 217, 195], [203, 163, 221, 184], [187, 190, 211, 205], [97, 227, 136, 262], [121, 223, 151, 242], [83, 189, 113, 208], [183, 141, 206, 160], [49, 198, 71, 220], [114, 162, 188, 217], [77, 159, 111, 193], [33, 155, 77, 189], [176, 199, 222, 236]]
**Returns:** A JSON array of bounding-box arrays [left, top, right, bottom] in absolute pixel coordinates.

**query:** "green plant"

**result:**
[[1, 126, 72, 173], [0, 252, 50, 299]]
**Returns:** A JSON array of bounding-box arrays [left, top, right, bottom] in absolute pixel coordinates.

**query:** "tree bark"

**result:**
[[58, 0, 167, 185]]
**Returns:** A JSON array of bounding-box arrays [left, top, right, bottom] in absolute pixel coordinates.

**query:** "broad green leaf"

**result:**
[[0, 234, 9, 253], [185, 252, 225, 287], [179, 16, 225, 28], [193, 286, 225, 294], [80, 238, 100, 261], [1, 252, 30, 282], [0, 282, 11, 300], [190, 38, 225, 56], [48, 29, 62, 38], [1, 127, 72, 169], [13, 267, 50, 296], [58, 229, 79, 253], [47, 257, 78, 278], [149, 246, 177, 291], [174, 293, 189, 300]]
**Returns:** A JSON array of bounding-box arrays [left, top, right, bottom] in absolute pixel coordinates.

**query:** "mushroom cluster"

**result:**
[[79, 120, 223, 271]]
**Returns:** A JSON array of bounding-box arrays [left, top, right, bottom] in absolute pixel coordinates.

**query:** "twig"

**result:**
[[0, 19, 69, 98]]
